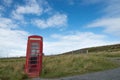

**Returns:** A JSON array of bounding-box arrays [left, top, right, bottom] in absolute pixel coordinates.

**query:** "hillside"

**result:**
[[61, 44, 120, 55]]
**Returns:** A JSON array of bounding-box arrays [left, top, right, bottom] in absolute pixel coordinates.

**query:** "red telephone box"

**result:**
[[25, 35, 43, 77]]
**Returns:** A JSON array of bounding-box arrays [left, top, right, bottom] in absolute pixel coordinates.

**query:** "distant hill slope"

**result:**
[[61, 44, 120, 55]]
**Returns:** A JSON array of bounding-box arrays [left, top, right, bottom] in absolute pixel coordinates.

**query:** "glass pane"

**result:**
[[31, 42, 39, 49], [30, 42, 40, 57], [30, 57, 37, 60], [36, 50, 39, 53], [31, 49, 36, 53], [31, 52, 37, 56], [30, 61, 37, 64]]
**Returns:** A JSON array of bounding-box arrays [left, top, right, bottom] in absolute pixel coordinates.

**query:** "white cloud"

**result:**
[[80, 0, 120, 17], [43, 32, 117, 55], [12, 11, 24, 20], [103, 0, 120, 17], [0, 17, 18, 29], [33, 13, 67, 28], [0, 28, 29, 57], [87, 18, 120, 35], [0, 16, 29, 57], [83, 0, 120, 35], [38, 0, 52, 13], [16, 0, 42, 15], [12, 0, 43, 20]]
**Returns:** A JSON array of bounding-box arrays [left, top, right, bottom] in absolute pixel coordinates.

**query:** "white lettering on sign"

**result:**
[[30, 38, 41, 40]]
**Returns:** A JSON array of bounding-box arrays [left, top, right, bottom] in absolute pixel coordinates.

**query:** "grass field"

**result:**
[[0, 44, 120, 80], [0, 58, 27, 80], [41, 51, 120, 78]]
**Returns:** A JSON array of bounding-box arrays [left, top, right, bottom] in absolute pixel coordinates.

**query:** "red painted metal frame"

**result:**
[[25, 35, 43, 77]]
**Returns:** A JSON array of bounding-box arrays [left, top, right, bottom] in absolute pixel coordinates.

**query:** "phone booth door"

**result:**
[[29, 41, 40, 73]]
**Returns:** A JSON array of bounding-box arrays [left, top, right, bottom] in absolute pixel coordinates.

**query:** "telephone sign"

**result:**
[[25, 35, 43, 77]]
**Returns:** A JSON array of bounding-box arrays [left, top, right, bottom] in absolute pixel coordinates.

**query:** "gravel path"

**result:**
[[32, 67, 120, 80]]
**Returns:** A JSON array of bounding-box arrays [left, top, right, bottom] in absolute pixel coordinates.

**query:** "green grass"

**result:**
[[41, 52, 120, 78], [0, 58, 28, 80], [0, 51, 120, 79]]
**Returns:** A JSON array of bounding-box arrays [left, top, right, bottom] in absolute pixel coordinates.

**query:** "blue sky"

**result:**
[[0, 0, 120, 57]]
